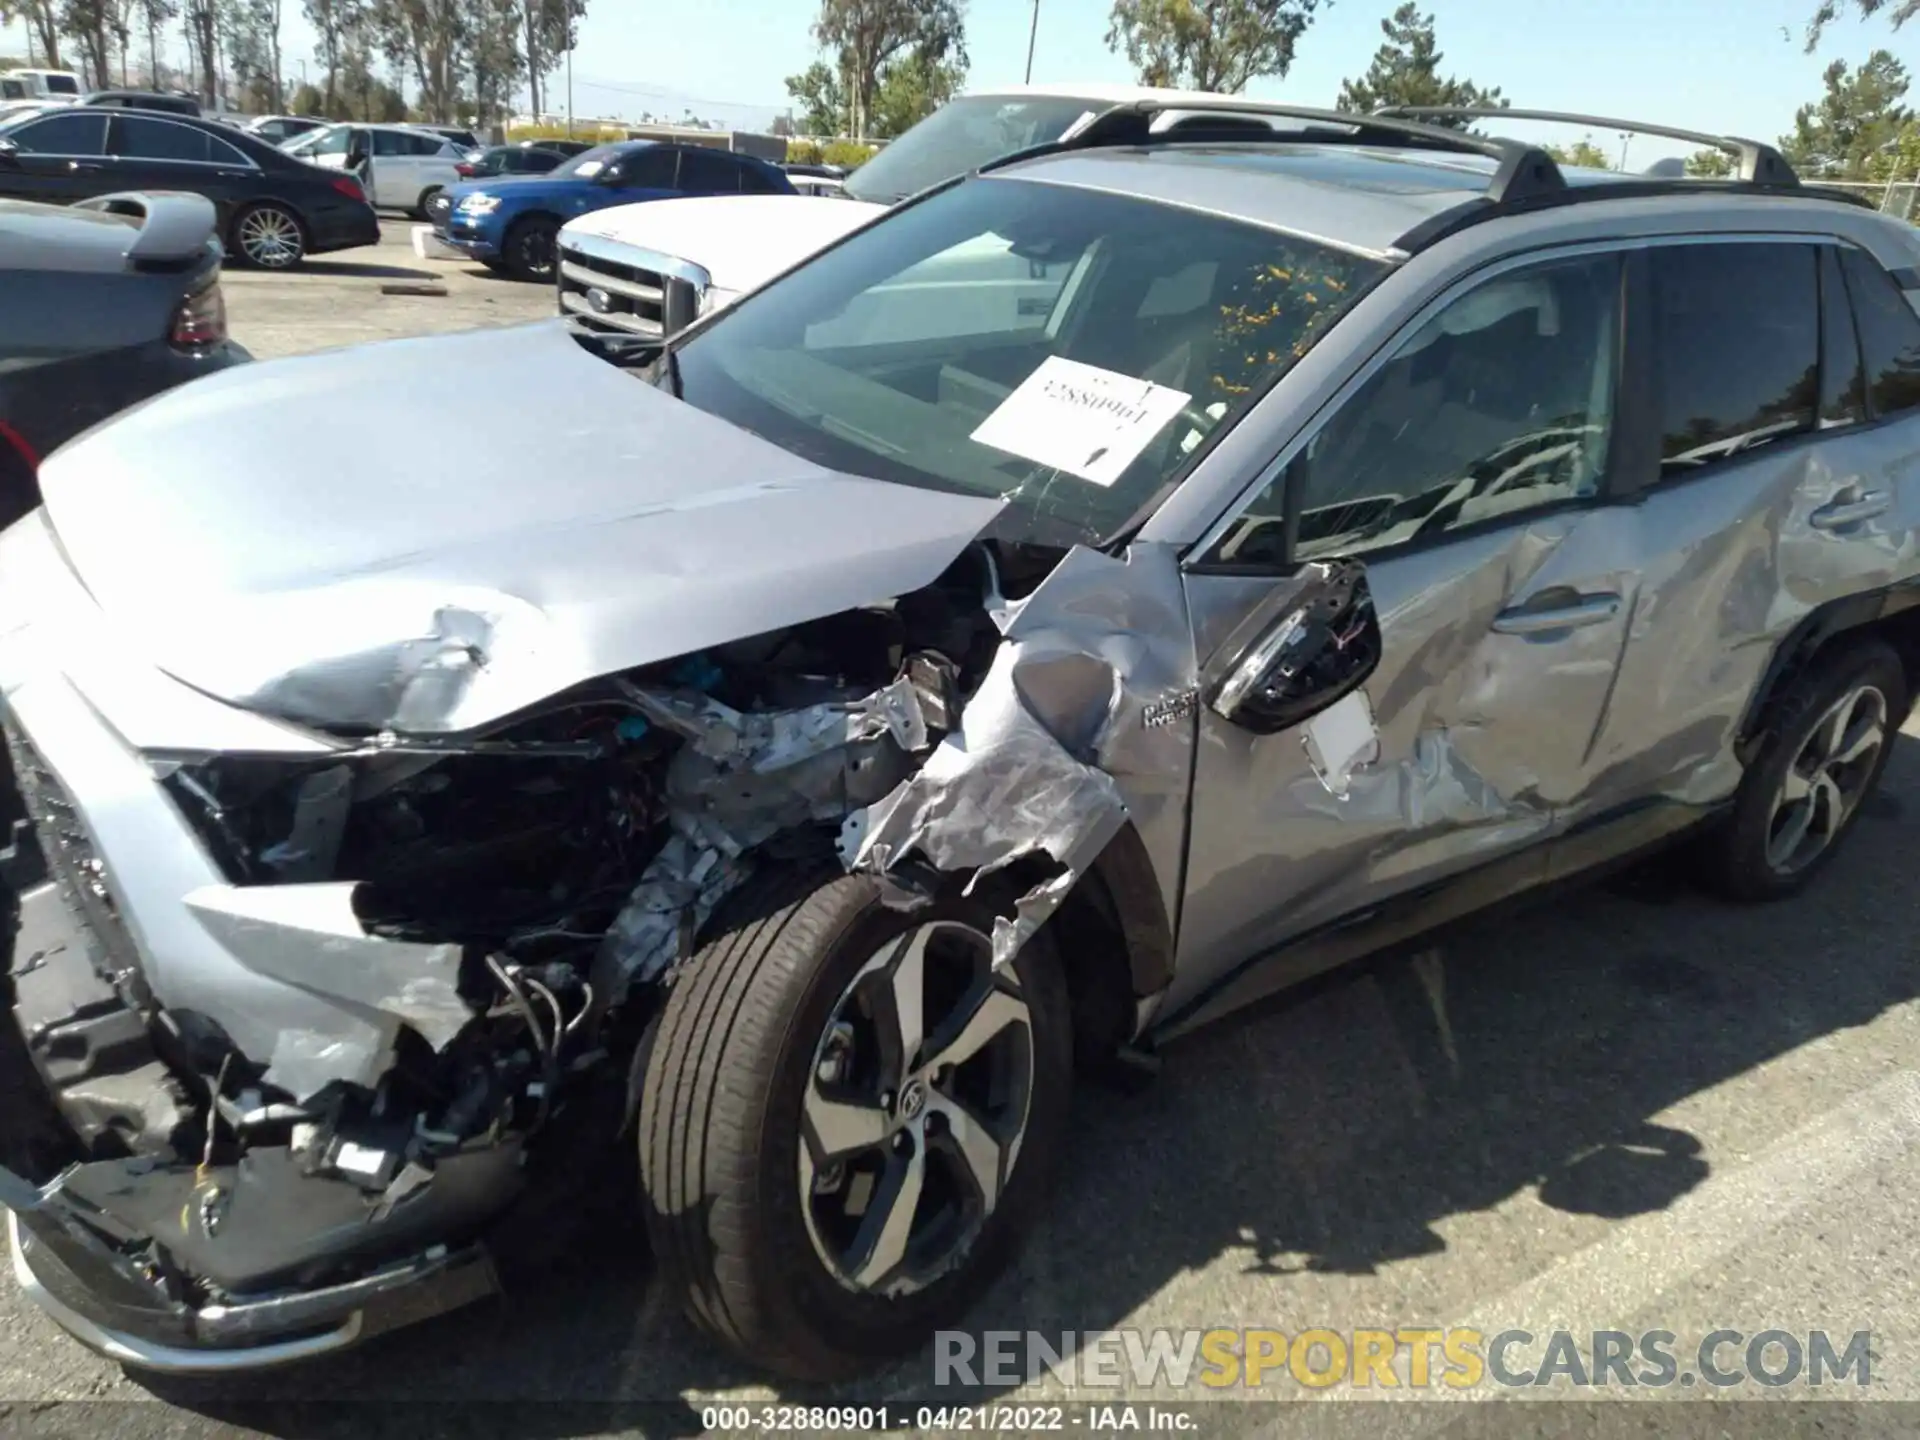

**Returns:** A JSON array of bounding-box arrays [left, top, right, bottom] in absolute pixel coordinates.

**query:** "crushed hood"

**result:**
[[560, 194, 886, 296], [37, 320, 1002, 736]]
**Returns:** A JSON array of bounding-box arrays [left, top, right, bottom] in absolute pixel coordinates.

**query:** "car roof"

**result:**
[[967, 82, 1247, 106], [990, 141, 1883, 260]]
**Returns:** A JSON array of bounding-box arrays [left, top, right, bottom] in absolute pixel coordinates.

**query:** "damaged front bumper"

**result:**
[[8, 1204, 497, 1373]]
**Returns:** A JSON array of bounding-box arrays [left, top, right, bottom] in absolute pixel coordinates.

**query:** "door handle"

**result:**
[[1809, 490, 1890, 531], [1491, 592, 1622, 635], [66, 161, 102, 172]]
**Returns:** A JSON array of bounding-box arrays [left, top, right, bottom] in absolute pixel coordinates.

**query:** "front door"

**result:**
[[1172, 249, 1638, 1010], [0, 109, 110, 203]]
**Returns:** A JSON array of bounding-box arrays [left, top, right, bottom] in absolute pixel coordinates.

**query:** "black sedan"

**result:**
[[0, 106, 379, 267], [0, 190, 248, 527]]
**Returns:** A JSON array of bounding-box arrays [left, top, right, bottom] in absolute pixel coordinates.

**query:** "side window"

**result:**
[[1650, 242, 1817, 476], [112, 115, 214, 162], [1218, 253, 1622, 566], [10, 111, 107, 155], [408, 132, 447, 156], [675, 148, 740, 194], [739, 162, 786, 195], [611, 147, 678, 188], [371, 129, 408, 157], [309, 125, 348, 157], [1839, 245, 1920, 419], [1820, 245, 1867, 426]]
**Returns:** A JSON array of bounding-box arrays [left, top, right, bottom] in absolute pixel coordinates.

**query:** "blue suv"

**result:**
[[437, 139, 795, 281]]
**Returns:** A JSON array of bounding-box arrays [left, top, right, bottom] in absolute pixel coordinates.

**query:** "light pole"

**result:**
[[1024, 0, 1040, 84], [566, 37, 574, 137], [1618, 132, 1632, 170]]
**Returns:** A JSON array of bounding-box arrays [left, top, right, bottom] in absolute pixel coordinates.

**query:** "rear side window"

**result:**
[[407, 131, 446, 156], [676, 148, 742, 194], [1649, 243, 1818, 476], [740, 163, 787, 195], [1839, 246, 1920, 419], [10, 110, 106, 155], [1819, 245, 1866, 426], [112, 115, 218, 162]]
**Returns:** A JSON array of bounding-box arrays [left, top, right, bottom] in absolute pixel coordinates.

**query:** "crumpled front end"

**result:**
[[0, 504, 1192, 1369]]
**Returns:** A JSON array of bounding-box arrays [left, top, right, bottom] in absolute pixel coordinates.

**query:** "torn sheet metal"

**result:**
[[184, 882, 472, 1099], [844, 544, 1201, 972], [591, 676, 933, 1004]]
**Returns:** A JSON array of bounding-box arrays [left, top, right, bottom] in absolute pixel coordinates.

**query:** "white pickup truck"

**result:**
[[554, 83, 1237, 340]]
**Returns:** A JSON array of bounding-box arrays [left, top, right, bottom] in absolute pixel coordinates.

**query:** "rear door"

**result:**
[[1175, 248, 1637, 1005], [675, 146, 745, 196], [104, 114, 249, 214], [0, 109, 109, 203]]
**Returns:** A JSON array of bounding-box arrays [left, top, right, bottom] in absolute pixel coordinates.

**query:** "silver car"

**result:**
[[3, 101, 1917, 1380]]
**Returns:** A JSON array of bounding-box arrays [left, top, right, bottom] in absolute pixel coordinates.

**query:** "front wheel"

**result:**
[[639, 869, 1073, 1381], [1702, 638, 1905, 901], [414, 186, 444, 221], [501, 214, 559, 282], [229, 202, 305, 269]]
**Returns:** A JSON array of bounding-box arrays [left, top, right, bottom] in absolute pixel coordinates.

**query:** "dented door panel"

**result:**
[[1171, 509, 1634, 1011], [1583, 424, 1920, 814]]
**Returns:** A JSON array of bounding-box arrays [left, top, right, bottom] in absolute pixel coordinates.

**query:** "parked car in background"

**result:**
[[781, 162, 846, 197], [81, 90, 200, 117], [438, 139, 795, 281], [556, 83, 1248, 336], [526, 138, 594, 157], [243, 113, 327, 145], [426, 143, 574, 226], [0, 107, 379, 266], [7, 69, 80, 104], [410, 122, 482, 152], [0, 189, 245, 527], [283, 120, 466, 217]]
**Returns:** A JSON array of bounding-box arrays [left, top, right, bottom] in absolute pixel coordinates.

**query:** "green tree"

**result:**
[[868, 50, 963, 137], [1781, 50, 1910, 177], [1334, 3, 1503, 127], [1685, 147, 1735, 176], [806, 0, 966, 140], [1805, 0, 1920, 49], [289, 78, 323, 112], [1105, 0, 1323, 92], [1544, 137, 1613, 169], [784, 58, 845, 135]]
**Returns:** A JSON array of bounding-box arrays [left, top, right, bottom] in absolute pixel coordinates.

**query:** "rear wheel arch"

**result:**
[[1737, 586, 1920, 765]]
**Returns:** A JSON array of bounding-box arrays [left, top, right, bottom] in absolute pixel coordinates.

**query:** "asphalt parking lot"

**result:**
[[3, 223, 1920, 1438], [221, 219, 556, 359]]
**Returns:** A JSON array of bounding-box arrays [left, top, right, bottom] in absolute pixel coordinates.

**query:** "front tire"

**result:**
[[1703, 638, 1904, 901], [639, 869, 1072, 1382], [229, 202, 306, 269], [414, 186, 443, 221], [501, 214, 560, 282]]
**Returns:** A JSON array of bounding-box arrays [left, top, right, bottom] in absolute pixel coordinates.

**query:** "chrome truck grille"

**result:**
[[554, 231, 711, 339]]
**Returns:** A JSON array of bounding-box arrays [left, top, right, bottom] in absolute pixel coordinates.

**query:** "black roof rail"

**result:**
[[1044, 97, 1569, 205], [1373, 106, 1800, 187]]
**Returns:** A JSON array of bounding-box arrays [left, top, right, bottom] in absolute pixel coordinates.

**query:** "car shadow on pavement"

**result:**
[[124, 731, 1920, 1432], [280, 260, 443, 283]]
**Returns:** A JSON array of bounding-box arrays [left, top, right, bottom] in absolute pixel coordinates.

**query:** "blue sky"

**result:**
[[5, 0, 1915, 157]]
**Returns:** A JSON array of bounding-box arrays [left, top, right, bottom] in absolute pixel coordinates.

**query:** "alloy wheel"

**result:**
[[799, 921, 1034, 1298], [1765, 681, 1888, 874], [515, 224, 556, 279], [238, 207, 302, 267]]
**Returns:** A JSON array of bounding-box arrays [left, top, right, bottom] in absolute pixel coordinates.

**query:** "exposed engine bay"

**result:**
[[3, 536, 1140, 1313]]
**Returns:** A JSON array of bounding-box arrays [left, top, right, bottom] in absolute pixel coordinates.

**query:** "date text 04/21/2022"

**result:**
[[699, 1404, 1199, 1431]]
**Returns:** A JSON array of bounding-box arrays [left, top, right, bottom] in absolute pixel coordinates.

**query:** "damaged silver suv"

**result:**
[[4, 101, 1920, 1380]]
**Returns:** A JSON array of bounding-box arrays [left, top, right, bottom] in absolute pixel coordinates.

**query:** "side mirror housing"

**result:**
[[0, 139, 18, 164], [1203, 559, 1382, 735]]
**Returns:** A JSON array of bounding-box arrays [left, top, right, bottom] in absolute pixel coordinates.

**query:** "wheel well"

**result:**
[[1042, 820, 1176, 1069], [1738, 585, 1920, 764]]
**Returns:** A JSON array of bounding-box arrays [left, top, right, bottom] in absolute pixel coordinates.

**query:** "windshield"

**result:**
[[844, 95, 1106, 204], [556, 144, 622, 178], [45, 75, 79, 96], [669, 176, 1382, 547]]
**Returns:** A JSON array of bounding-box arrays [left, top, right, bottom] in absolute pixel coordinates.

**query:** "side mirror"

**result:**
[[1203, 558, 1382, 735], [0, 139, 17, 165]]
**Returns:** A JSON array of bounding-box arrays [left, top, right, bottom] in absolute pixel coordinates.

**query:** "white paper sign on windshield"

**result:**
[[970, 356, 1191, 488]]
